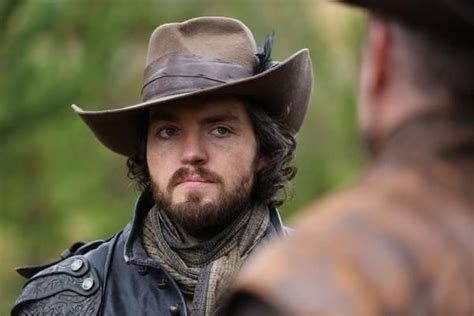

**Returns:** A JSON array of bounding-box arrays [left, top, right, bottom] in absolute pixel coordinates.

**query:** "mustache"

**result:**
[[167, 167, 223, 193]]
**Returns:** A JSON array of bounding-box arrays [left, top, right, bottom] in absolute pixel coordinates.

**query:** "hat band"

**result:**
[[141, 53, 253, 102]]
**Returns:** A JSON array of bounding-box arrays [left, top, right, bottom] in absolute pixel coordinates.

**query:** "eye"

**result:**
[[158, 126, 178, 139], [211, 126, 231, 137]]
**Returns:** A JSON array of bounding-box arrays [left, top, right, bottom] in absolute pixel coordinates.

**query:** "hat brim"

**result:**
[[72, 48, 313, 157], [338, 0, 474, 39]]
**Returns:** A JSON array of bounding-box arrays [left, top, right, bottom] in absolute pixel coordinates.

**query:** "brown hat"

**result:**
[[339, 0, 474, 43], [72, 17, 313, 157]]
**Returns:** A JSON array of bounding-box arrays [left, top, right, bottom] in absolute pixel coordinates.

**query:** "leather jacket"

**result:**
[[12, 192, 287, 316]]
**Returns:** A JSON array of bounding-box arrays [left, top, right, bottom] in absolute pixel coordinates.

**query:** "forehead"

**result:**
[[148, 95, 249, 123]]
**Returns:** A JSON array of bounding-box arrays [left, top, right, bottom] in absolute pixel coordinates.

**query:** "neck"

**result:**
[[174, 224, 208, 246], [377, 110, 474, 172]]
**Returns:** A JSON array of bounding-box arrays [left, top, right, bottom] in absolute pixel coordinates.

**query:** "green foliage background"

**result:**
[[0, 0, 366, 312]]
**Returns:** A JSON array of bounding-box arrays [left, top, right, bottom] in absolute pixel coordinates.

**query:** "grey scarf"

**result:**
[[141, 204, 270, 316]]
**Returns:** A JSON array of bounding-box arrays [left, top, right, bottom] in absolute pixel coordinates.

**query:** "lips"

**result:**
[[177, 175, 214, 185], [167, 167, 223, 193]]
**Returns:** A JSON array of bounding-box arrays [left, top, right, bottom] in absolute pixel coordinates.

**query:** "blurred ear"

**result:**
[[358, 17, 394, 148], [364, 18, 393, 100]]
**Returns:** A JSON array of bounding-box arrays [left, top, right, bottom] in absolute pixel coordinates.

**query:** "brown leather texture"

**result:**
[[228, 115, 474, 315]]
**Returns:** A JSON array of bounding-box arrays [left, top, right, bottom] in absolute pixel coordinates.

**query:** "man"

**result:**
[[224, 1, 474, 315], [12, 17, 313, 315]]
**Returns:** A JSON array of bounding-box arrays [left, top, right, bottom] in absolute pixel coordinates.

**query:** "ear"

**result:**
[[363, 18, 393, 100], [255, 155, 267, 172], [359, 18, 394, 145]]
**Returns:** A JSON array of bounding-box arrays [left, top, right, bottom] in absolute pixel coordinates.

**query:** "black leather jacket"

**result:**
[[12, 193, 287, 315]]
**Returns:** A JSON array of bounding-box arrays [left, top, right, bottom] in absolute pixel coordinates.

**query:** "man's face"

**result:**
[[146, 96, 260, 239]]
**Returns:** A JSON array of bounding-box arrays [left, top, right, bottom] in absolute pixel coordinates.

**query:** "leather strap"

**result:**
[[141, 53, 252, 101]]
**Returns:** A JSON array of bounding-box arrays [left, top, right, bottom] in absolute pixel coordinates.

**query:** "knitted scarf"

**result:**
[[141, 204, 270, 316]]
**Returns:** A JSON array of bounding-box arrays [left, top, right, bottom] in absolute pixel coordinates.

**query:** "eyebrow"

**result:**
[[199, 113, 241, 125], [149, 110, 179, 122], [149, 110, 242, 125]]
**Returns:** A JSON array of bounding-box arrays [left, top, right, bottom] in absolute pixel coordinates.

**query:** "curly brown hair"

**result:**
[[126, 99, 297, 208]]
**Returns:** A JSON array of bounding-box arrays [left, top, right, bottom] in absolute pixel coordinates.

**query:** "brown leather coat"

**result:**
[[224, 114, 474, 315]]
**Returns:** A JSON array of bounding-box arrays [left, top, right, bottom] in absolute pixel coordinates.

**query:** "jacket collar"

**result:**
[[374, 112, 474, 199], [123, 191, 286, 265]]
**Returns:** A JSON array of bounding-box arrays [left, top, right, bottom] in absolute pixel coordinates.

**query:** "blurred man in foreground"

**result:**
[[12, 17, 313, 315], [223, 0, 474, 315]]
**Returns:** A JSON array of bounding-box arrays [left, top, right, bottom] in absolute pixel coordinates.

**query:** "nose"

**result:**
[[180, 133, 208, 166]]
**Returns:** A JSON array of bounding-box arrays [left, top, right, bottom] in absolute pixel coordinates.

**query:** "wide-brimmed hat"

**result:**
[[72, 17, 313, 157], [339, 0, 474, 43]]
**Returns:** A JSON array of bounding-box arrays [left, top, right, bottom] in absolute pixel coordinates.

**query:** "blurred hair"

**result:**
[[381, 15, 474, 110], [126, 100, 297, 209]]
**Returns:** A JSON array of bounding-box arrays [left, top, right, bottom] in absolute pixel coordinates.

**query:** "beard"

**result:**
[[151, 166, 255, 240]]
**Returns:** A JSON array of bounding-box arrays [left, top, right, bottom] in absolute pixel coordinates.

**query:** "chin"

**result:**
[[174, 189, 219, 205]]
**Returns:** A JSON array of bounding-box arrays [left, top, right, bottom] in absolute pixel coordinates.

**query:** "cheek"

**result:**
[[146, 146, 175, 188], [215, 146, 257, 183]]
